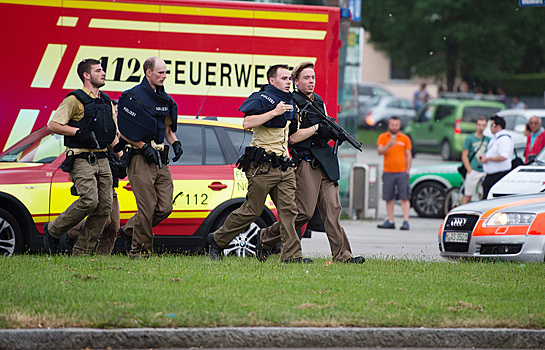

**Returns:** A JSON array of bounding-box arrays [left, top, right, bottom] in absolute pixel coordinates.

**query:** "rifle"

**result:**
[[300, 101, 363, 154]]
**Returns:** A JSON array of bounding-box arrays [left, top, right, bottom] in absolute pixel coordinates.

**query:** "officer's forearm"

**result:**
[[47, 121, 78, 136], [120, 133, 145, 149], [164, 126, 178, 145], [243, 110, 276, 129], [289, 126, 315, 144]]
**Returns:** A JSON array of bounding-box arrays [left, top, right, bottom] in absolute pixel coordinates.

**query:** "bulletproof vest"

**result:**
[[118, 78, 178, 143], [64, 89, 116, 149], [291, 91, 340, 182], [239, 84, 296, 128]]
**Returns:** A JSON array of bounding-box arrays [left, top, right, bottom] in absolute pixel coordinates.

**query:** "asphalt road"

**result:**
[[302, 147, 455, 261]]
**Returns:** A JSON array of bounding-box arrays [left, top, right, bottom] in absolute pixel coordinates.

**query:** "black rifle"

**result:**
[[300, 101, 363, 154]]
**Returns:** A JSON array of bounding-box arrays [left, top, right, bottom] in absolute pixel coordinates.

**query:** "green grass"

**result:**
[[1, 255, 544, 329], [358, 128, 382, 146]]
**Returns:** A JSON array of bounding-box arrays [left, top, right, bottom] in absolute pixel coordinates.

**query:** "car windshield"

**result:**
[[462, 106, 503, 122], [0, 131, 64, 163]]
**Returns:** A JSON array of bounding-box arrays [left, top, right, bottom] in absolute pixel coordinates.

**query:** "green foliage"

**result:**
[[500, 73, 545, 96], [1, 255, 544, 329], [362, 1, 545, 91]]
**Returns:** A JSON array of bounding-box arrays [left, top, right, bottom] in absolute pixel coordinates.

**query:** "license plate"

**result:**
[[444, 231, 469, 243]]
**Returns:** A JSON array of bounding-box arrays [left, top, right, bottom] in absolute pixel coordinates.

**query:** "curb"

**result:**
[[1, 327, 545, 349]]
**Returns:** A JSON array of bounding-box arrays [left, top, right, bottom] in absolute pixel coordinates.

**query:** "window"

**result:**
[[205, 127, 225, 165], [173, 124, 203, 165], [434, 105, 455, 121], [225, 129, 251, 158], [0, 132, 64, 163], [462, 107, 502, 123]]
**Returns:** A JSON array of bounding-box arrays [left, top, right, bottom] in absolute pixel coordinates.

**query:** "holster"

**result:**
[[60, 152, 75, 173], [161, 145, 170, 165]]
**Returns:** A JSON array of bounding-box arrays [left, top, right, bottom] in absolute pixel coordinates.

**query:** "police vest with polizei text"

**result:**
[[64, 89, 116, 149]]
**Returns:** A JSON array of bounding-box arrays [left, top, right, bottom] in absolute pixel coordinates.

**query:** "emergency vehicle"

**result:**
[[0, 0, 346, 255]]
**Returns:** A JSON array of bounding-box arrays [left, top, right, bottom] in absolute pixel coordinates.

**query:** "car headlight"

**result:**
[[484, 212, 536, 226]]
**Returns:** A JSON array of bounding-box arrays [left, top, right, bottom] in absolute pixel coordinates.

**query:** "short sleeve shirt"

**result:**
[[462, 134, 489, 172], [377, 132, 412, 173]]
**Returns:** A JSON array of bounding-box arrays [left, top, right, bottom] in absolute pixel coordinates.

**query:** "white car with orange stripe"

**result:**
[[439, 193, 545, 262], [0, 119, 277, 256]]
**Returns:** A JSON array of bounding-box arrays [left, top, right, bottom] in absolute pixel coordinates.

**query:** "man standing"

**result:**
[[117, 56, 183, 259], [479, 115, 513, 199], [259, 62, 364, 264], [208, 64, 309, 263], [44, 58, 119, 255], [524, 116, 545, 163], [460, 117, 490, 204], [376, 116, 412, 230], [413, 83, 430, 112]]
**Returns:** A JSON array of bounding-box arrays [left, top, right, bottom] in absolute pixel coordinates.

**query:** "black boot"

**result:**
[[207, 233, 223, 260], [43, 223, 60, 254], [118, 226, 132, 253]]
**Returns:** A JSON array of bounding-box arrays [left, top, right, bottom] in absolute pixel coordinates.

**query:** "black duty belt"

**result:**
[[74, 151, 107, 166]]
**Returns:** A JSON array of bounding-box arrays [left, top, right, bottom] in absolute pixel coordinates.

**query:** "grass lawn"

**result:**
[[358, 128, 382, 146], [1, 255, 543, 329]]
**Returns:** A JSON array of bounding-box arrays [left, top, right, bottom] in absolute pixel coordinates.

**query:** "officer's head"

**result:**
[[490, 115, 506, 134], [292, 61, 315, 96], [143, 57, 167, 92], [267, 64, 291, 92], [77, 59, 105, 88]]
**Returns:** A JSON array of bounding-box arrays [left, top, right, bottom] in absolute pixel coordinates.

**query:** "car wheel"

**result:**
[[211, 211, 267, 258], [444, 187, 462, 216], [411, 181, 447, 218], [0, 208, 23, 256], [440, 140, 452, 161]]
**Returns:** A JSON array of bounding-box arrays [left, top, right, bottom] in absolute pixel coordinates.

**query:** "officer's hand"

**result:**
[[317, 122, 334, 140], [336, 130, 347, 146], [274, 101, 293, 116], [142, 143, 159, 165], [75, 128, 95, 148], [172, 141, 183, 162]]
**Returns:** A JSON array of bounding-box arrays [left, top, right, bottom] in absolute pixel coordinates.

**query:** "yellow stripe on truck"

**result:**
[[0, 0, 329, 23]]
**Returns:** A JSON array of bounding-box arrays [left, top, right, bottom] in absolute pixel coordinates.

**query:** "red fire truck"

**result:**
[[0, 0, 342, 151]]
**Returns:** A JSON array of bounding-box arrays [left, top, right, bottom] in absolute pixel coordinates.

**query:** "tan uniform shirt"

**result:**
[[249, 120, 292, 157], [51, 87, 116, 155]]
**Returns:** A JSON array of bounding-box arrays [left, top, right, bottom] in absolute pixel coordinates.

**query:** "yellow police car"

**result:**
[[0, 119, 277, 256]]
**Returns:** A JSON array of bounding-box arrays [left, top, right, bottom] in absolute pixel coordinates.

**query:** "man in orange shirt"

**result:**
[[376, 116, 412, 230]]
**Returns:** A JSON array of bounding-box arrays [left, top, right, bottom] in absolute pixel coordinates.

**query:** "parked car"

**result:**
[[409, 143, 525, 218], [439, 192, 545, 262], [358, 96, 416, 129], [404, 97, 506, 160], [483, 109, 545, 145], [355, 83, 393, 104], [0, 119, 279, 256]]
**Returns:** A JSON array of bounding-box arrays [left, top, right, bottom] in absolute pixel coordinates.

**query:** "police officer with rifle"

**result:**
[[208, 64, 311, 263], [259, 61, 365, 263], [117, 56, 183, 259], [43, 58, 120, 255]]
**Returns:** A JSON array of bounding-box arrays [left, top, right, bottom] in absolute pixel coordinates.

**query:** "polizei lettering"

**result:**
[[260, 94, 276, 104], [123, 106, 136, 117], [156, 106, 169, 112]]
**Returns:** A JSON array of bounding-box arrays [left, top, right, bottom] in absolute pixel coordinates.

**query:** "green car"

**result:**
[[404, 97, 506, 160]]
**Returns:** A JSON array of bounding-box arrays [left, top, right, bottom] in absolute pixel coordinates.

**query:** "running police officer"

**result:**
[[43, 58, 120, 256], [259, 61, 365, 263], [207, 64, 311, 263], [117, 56, 183, 259]]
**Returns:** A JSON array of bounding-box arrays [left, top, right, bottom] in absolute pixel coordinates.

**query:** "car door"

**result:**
[[408, 103, 436, 150]]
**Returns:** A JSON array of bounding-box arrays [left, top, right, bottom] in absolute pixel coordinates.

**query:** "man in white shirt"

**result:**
[[479, 115, 513, 199]]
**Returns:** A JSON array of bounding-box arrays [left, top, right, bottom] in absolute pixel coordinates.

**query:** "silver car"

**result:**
[[439, 192, 545, 262], [358, 96, 416, 129]]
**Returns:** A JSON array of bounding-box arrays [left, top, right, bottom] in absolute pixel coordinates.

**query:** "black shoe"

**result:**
[[255, 229, 270, 262], [207, 233, 223, 260], [377, 220, 395, 229], [345, 256, 366, 264], [118, 226, 132, 253], [43, 223, 59, 254], [283, 257, 313, 264], [59, 233, 77, 254]]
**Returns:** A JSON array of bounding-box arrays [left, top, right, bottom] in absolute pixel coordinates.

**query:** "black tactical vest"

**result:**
[[291, 92, 340, 182], [64, 89, 116, 149]]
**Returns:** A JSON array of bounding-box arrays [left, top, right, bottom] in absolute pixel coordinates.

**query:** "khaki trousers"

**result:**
[[261, 160, 353, 262], [123, 154, 173, 258], [214, 165, 302, 261], [48, 157, 113, 255], [67, 189, 119, 254]]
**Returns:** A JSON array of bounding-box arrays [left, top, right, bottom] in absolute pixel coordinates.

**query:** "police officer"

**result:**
[[207, 64, 311, 263], [117, 56, 183, 259], [259, 62, 365, 264], [43, 58, 119, 256]]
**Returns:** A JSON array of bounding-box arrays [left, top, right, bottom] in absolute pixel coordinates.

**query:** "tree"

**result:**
[[362, 0, 545, 91]]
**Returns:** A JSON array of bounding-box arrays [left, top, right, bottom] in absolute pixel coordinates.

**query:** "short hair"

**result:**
[[143, 57, 159, 74], [292, 61, 314, 81], [389, 116, 401, 122], [476, 116, 487, 124], [267, 64, 289, 83], [111, 99, 118, 106], [77, 58, 101, 83], [490, 115, 506, 129]]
